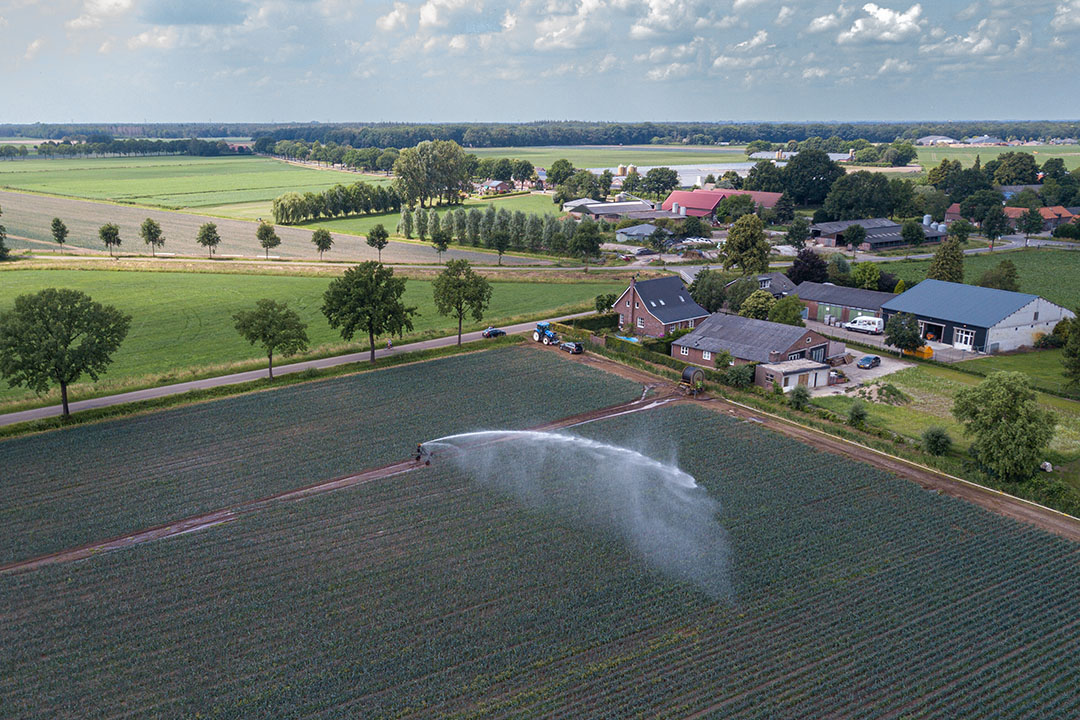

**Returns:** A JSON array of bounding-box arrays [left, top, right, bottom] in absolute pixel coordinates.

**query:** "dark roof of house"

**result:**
[[861, 225, 947, 247], [881, 279, 1040, 328], [672, 313, 814, 363], [794, 281, 897, 310], [632, 276, 709, 324], [1067, 206, 1080, 216], [726, 272, 796, 294], [811, 218, 897, 235]]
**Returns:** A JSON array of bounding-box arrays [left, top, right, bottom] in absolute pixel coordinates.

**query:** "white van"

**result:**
[[842, 316, 884, 335]]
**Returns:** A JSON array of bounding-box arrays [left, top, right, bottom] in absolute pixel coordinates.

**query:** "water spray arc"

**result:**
[[425, 430, 732, 599]]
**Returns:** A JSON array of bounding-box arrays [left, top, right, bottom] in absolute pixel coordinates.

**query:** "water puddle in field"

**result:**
[[423, 431, 732, 599]]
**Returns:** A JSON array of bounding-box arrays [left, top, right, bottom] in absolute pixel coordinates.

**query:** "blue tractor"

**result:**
[[533, 321, 559, 346]]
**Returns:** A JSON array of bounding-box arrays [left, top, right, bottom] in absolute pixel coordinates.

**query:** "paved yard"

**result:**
[[812, 353, 913, 397]]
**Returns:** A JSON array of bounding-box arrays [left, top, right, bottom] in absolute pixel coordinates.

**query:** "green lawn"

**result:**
[[0, 155, 378, 209], [469, 144, 749, 168], [0, 269, 623, 407], [815, 363, 1080, 489], [884, 249, 1080, 310], [959, 348, 1075, 397], [916, 145, 1080, 170]]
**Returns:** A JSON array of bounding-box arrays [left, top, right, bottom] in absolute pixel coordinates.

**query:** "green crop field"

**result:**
[[0, 346, 640, 563], [885, 248, 1080, 310], [916, 145, 1080, 170], [3, 398, 1078, 717], [0, 155, 381, 209], [469, 144, 749, 168], [0, 269, 623, 407]]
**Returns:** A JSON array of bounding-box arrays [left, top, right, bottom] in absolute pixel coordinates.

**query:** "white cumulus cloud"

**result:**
[[376, 2, 410, 32], [807, 4, 850, 33], [733, 0, 767, 8], [775, 6, 794, 25], [877, 57, 913, 73], [837, 3, 923, 44], [730, 28, 768, 50], [24, 38, 43, 60], [128, 26, 179, 50], [67, 0, 134, 30], [1052, 1, 1080, 31]]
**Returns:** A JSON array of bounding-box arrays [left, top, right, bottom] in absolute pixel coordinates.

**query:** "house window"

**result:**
[[702, 351, 712, 360], [680, 346, 689, 356], [688, 319, 695, 328], [783, 376, 790, 387], [625, 299, 630, 307], [666, 325, 674, 334], [788, 352, 800, 360], [635, 302, 639, 309], [618, 313, 624, 326], [637, 317, 645, 329], [1034, 311, 1039, 321]]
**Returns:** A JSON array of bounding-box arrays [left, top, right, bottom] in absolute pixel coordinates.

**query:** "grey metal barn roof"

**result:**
[[618, 223, 670, 237], [881, 279, 1039, 328], [811, 218, 897, 236], [673, 313, 811, 363], [633, 277, 709, 324], [795, 282, 896, 310]]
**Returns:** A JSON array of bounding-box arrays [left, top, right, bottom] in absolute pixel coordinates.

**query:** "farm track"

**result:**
[[0, 387, 682, 576]]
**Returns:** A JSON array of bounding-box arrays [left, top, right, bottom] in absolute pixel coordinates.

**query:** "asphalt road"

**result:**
[[0, 313, 592, 428]]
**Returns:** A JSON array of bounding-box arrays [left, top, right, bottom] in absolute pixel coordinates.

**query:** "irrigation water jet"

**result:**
[[425, 430, 732, 599]]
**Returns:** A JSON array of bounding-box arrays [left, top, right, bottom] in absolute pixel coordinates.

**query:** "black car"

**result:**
[[559, 341, 583, 354], [481, 327, 506, 338], [635, 247, 658, 256], [856, 355, 881, 369]]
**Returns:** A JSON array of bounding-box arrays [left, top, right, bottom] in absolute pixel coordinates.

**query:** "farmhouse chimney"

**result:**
[[768, 350, 782, 363]]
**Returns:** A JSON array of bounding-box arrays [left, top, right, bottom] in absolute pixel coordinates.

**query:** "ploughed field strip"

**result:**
[[0, 190, 543, 264], [2, 404, 1078, 718], [0, 346, 641, 566]]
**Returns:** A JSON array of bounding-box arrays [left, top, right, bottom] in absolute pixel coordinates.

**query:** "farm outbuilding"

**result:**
[[881, 279, 1075, 353], [794, 282, 896, 324], [671, 313, 835, 369]]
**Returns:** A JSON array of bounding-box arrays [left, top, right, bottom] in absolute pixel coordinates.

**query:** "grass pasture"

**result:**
[[2, 397, 1078, 717], [916, 145, 1080, 170], [885, 248, 1080, 310], [0, 155, 379, 209], [0, 269, 623, 407]]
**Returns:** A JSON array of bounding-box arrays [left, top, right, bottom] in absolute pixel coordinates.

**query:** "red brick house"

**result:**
[[671, 313, 832, 370], [1003, 205, 1074, 232], [613, 276, 709, 338], [661, 188, 784, 219]]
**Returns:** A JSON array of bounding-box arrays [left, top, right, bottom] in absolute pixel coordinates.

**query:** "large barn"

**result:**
[[881, 279, 1074, 353]]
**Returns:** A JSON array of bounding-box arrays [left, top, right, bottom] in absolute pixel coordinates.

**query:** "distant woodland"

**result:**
[[3, 121, 1079, 148]]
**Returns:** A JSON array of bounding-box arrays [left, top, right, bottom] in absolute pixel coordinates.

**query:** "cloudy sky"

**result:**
[[1, 0, 1078, 123]]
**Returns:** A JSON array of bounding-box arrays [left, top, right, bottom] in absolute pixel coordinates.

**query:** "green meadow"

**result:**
[[0, 268, 623, 408], [916, 145, 1080, 170]]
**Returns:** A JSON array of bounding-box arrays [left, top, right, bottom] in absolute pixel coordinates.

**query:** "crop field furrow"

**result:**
[[3, 384, 1079, 717]]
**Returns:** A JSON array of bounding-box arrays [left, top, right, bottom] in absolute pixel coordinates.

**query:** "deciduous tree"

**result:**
[[977, 259, 1020, 292], [926, 240, 964, 283], [768, 295, 805, 326], [51, 217, 68, 251], [1063, 318, 1080, 390], [884, 312, 922, 354], [901, 219, 925, 257], [947, 218, 975, 245], [0, 288, 131, 416], [433, 259, 492, 345], [256, 222, 281, 259], [233, 299, 309, 380], [723, 214, 770, 273], [322, 262, 418, 362], [196, 222, 221, 258], [366, 224, 389, 262], [139, 218, 165, 256], [1017, 206, 1045, 245], [688, 268, 726, 313], [786, 248, 827, 284], [738, 289, 776, 320], [311, 228, 333, 260], [431, 228, 451, 264], [785, 216, 810, 249], [851, 262, 880, 290], [953, 371, 1056, 480], [781, 149, 844, 205], [99, 223, 121, 256], [843, 223, 866, 257], [980, 204, 1010, 251]]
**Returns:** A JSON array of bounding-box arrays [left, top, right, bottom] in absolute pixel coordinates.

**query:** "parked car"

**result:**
[[559, 341, 584, 354], [481, 327, 505, 338], [842, 317, 884, 334], [856, 355, 881, 369], [635, 248, 658, 256]]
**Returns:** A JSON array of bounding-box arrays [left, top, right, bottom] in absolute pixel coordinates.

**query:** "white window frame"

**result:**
[[688, 319, 695, 328], [637, 317, 645, 329], [702, 350, 712, 360], [680, 346, 689, 356]]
